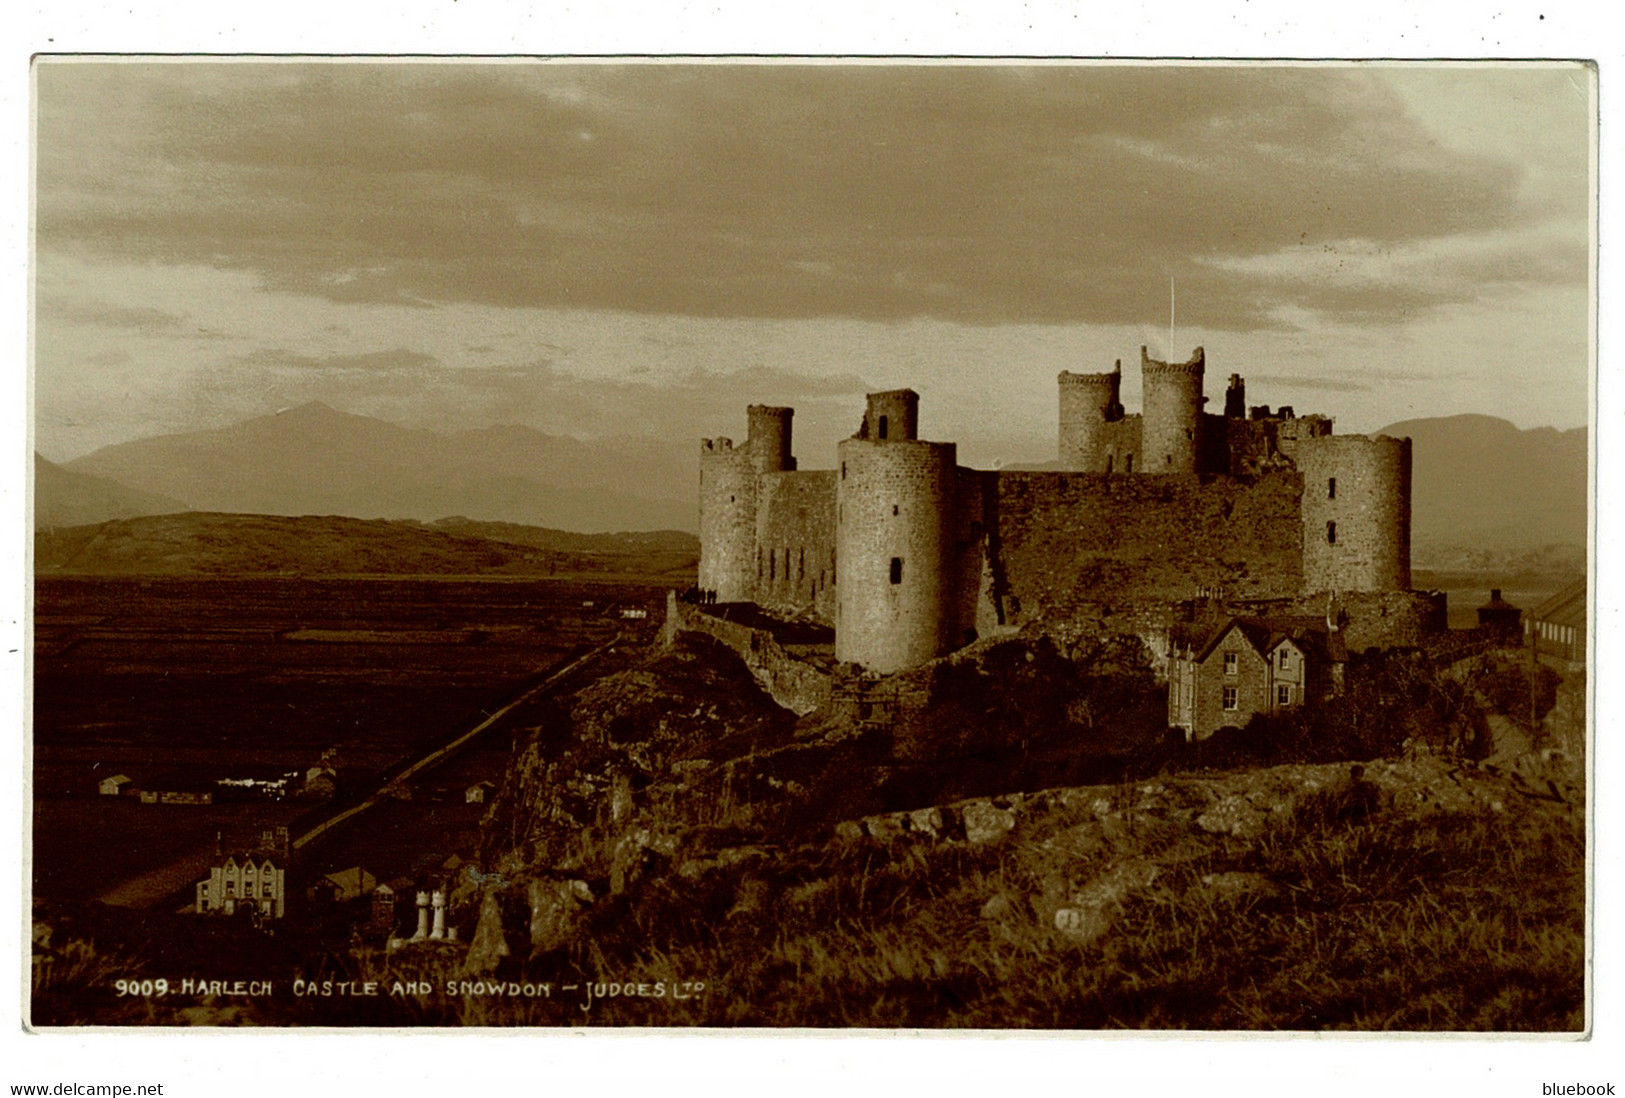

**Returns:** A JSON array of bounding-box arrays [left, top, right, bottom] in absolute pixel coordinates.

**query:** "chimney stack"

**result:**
[[430, 890, 446, 940], [413, 891, 430, 940]]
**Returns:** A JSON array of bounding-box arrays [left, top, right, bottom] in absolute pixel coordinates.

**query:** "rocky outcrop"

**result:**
[[832, 746, 1582, 953]]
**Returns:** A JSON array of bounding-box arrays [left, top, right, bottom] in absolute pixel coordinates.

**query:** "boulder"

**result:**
[[908, 806, 945, 839], [1196, 795, 1268, 837], [963, 801, 1017, 844], [980, 894, 1015, 920]]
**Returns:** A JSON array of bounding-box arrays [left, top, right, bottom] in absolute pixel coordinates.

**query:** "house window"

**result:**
[[1328, 477, 1337, 499], [1223, 652, 1237, 675], [878, 415, 889, 440], [1327, 521, 1337, 544], [1125, 453, 1134, 474], [1106, 453, 1114, 474], [1278, 649, 1289, 670], [1277, 685, 1293, 707], [1222, 686, 1238, 711], [890, 557, 903, 584]]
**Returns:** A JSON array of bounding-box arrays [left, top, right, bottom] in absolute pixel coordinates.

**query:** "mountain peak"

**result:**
[[275, 400, 342, 417]]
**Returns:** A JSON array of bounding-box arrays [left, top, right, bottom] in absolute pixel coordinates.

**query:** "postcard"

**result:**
[[28, 57, 1593, 1034]]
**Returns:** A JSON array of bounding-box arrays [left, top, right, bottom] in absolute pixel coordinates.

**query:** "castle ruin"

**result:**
[[697, 347, 1432, 676]]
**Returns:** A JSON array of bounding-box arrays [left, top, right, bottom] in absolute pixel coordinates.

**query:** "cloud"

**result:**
[[1246, 374, 1370, 393], [38, 297, 187, 332], [230, 347, 442, 373], [35, 62, 1588, 331], [421, 361, 875, 445]]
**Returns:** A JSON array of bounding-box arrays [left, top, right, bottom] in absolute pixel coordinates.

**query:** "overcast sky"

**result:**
[[33, 60, 1592, 468]]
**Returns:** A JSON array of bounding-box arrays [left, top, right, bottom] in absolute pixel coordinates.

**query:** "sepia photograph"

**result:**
[[27, 56, 1593, 1033]]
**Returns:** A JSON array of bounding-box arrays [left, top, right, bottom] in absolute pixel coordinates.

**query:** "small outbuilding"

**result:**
[[308, 866, 378, 904], [98, 774, 132, 796], [1476, 588, 1523, 637]]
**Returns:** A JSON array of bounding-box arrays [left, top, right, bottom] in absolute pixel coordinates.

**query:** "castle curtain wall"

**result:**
[[754, 470, 837, 617], [990, 470, 1305, 621]]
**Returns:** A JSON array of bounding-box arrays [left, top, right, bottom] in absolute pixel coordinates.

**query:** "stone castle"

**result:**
[[697, 347, 1433, 677]]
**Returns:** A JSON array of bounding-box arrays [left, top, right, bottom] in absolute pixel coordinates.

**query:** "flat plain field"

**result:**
[[32, 575, 667, 904]]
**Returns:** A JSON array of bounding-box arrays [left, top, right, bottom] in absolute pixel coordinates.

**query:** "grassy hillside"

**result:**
[[31, 632, 1585, 1029]]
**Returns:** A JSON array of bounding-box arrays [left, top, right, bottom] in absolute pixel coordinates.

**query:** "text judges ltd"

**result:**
[[292, 979, 707, 1001]]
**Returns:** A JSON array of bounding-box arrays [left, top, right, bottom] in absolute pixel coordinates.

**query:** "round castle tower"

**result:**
[[836, 390, 957, 673], [1057, 363, 1125, 471], [1297, 434, 1411, 593], [746, 404, 796, 474], [697, 405, 795, 602], [1140, 345, 1205, 474], [859, 389, 919, 443]]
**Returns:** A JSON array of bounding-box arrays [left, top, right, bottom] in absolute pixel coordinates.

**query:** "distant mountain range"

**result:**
[[35, 406, 1586, 569], [56, 401, 696, 534], [35, 454, 189, 529], [1375, 414, 1587, 567]]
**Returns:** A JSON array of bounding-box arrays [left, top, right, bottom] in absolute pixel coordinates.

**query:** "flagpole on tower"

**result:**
[[1169, 275, 1176, 361]]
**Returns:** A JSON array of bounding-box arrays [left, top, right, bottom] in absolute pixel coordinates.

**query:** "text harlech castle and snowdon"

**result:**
[[691, 347, 1441, 739]]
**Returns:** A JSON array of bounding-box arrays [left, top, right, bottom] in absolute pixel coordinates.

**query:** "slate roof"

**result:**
[[1531, 578, 1586, 630], [1181, 615, 1347, 665]]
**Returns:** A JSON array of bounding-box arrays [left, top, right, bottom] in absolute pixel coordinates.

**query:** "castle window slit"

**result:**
[[890, 557, 903, 585], [1327, 521, 1337, 545]]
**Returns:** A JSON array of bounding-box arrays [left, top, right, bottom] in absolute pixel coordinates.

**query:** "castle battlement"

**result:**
[[1141, 345, 1206, 375], [1058, 366, 1122, 388]]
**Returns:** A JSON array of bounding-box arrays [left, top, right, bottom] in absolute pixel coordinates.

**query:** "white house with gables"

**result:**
[[196, 854, 286, 918], [1168, 615, 1347, 739]]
